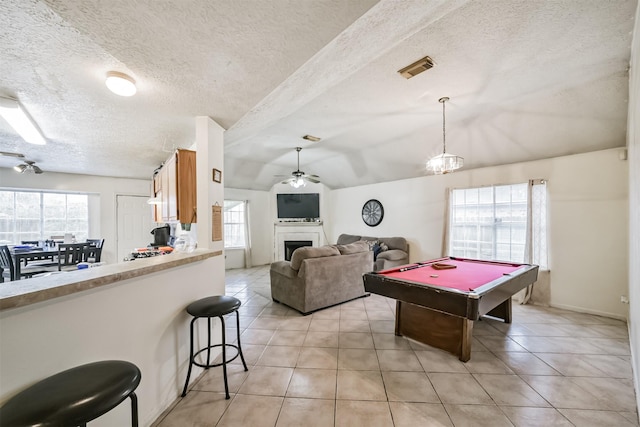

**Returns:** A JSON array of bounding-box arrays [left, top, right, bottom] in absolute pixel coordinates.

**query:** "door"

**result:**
[[116, 195, 156, 262]]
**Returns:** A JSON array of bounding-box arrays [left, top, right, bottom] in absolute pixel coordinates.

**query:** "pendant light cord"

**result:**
[[442, 99, 446, 155], [439, 96, 449, 155]]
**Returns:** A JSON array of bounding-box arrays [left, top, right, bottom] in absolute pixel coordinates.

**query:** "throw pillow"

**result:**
[[372, 243, 382, 260], [362, 239, 379, 250], [336, 241, 370, 255]]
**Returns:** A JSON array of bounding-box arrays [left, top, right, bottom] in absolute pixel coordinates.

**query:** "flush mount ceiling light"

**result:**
[[0, 97, 46, 145], [427, 97, 463, 175], [105, 71, 137, 96]]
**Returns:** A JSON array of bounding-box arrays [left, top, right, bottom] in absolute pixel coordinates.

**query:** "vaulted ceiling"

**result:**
[[0, 0, 637, 190]]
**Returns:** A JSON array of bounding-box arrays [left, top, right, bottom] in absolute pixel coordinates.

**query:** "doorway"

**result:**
[[116, 195, 156, 262]]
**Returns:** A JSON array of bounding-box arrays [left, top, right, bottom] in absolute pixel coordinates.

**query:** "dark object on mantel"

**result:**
[[0, 360, 141, 426]]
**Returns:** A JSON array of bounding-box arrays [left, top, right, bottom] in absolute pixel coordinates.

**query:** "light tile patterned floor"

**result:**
[[153, 265, 639, 426]]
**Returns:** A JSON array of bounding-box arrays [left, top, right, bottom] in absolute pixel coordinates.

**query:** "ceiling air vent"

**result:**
[[398, 55, 434, 79]]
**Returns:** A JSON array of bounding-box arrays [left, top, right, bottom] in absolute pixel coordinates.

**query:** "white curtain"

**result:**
[[243, 200, 253, 268], [442, 188, 452, 257], [516, 179, 549, 304]]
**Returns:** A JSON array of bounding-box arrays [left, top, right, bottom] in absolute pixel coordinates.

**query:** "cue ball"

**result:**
[[430, 274, 439, 278]]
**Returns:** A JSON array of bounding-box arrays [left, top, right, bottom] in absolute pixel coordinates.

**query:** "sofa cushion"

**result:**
[[376, 249, 408, 261], [290, 245, 341, 270], [336, 241, 370, 255], [336, 234, 361, 245], [270, 260, 297, 279]]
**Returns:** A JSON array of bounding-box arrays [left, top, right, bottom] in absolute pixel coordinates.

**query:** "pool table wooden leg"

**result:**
[[394, 301, 474, 362], [486, 298, 512, 323], [460, 319, 473, 362]]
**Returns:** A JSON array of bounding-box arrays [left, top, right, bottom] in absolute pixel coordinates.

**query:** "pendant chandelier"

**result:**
[[427, 97, 463, 174]]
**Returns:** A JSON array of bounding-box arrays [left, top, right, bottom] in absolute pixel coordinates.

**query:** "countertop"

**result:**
[[0, 249, 222, 311]]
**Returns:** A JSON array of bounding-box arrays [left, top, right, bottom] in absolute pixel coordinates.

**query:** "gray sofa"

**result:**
[[337, 233, 409, 271], [270, 242, 372, 314]]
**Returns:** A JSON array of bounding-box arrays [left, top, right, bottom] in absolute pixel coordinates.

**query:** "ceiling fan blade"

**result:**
[[33, 165, 43, 174], [305, 176, 320, 184], [0, 151, 25, 158]]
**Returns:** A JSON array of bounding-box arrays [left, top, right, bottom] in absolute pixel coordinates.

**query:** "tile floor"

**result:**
[[153, 265, 638, 426]]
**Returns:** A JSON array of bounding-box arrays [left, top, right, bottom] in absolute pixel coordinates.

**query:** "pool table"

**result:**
[[363, 256, 538, 361]]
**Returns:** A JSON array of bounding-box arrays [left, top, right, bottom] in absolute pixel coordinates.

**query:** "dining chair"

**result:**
[[0, 246, 49, 281], [85, 239, 105, 263], [57, 243, 90, 271]]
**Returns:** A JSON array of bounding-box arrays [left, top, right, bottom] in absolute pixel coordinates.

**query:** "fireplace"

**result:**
[[284, 240, 313, 261], [274, 223, 323, 261]]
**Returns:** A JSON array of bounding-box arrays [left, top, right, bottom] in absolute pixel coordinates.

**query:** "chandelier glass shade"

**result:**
[[426, 152, 464, 175], [427, 97, 463, 174]]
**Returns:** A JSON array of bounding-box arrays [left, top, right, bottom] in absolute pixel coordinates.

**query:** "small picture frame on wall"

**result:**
[[212, 168, 222, 183]]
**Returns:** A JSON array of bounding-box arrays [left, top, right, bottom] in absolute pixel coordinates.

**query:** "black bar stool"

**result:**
[[0, 360, 141, 426], [181, 295, 248, 399]]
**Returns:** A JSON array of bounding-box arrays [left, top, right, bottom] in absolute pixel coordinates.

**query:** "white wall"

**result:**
[[0, 254, 224, 426], [329, 148, 629, 320], [0, 168, 151, 264], [626, 0, 640, 416]]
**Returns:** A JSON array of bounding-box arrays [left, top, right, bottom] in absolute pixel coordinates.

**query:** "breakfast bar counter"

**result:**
[[0, 248, 225, 426], [0, 249, 221, 310]]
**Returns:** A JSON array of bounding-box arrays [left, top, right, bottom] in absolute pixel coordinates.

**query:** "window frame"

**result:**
[[0, 189, 90, 245], [448, 183, 529, 263], [223, 200, 247, 249]]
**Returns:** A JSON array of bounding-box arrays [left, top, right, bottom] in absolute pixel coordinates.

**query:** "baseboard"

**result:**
[[549, 303, 627, 322]]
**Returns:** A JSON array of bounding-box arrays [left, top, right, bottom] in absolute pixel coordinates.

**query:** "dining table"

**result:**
[[10, 245, 59, 279]]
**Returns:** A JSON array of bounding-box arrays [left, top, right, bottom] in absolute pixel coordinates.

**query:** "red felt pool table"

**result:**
[[363, 257, 539, 361]]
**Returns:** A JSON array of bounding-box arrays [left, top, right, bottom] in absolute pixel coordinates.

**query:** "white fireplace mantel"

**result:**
[[274, 222, 325, 261]]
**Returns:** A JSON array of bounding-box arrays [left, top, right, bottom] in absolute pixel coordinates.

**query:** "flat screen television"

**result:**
[[277, 193, 320, 220]]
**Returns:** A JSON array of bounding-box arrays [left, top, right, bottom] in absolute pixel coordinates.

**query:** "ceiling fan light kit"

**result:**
[[427, 96, 463, 175], [281, 147, 320, 188], [105, 71, 137, 96], [14, 160, 43, 174], [0, 97, 46, 145]]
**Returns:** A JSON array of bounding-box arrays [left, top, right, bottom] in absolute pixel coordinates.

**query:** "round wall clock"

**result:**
[[362, 199, 384, 227]]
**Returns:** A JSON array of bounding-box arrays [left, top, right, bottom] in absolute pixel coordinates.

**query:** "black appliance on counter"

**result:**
[[150, 224, 171, 247]]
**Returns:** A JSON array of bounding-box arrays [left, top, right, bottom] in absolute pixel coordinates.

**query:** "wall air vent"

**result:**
[[398, 55, 434, 79]]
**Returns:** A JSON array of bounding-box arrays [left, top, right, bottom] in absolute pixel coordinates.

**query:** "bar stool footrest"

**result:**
[[192, 344, 244, 369]]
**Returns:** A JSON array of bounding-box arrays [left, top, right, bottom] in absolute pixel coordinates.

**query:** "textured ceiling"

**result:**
[[0, 0, 636, 190]]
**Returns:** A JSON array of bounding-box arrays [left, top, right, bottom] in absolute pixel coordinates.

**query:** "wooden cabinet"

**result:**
[[153, 149, 197, 223]]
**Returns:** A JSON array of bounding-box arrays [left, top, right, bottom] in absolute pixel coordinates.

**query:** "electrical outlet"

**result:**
[[620, 295, 629, 304]]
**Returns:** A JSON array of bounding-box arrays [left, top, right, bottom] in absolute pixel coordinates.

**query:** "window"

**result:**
[[448, 182, 547, 268], [0, 190, 89, 244], [223, 200, 246, 248]]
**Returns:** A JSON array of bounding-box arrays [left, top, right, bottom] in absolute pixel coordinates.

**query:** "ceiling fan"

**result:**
[[278, 147, 320, 188], [14, 160, 43, 174]]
